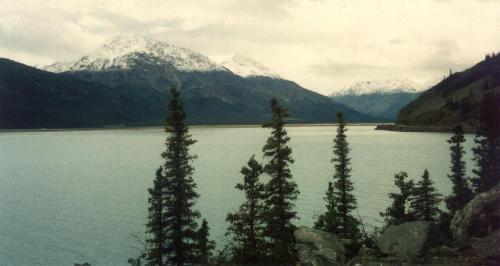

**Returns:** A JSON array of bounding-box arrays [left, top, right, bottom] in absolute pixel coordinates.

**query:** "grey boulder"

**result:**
[[295, 226, 348, 266], [450, 185, 500, 242], [376, 221, 432, 260]]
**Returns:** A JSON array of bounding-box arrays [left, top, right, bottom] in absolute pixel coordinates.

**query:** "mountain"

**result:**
[[0, 58, 157, 129], [1, 36, 377, 129], [331, 79, 421, 96], [396, 53, 500, 129], [38, 35, 376, 126], [220, 55, 280, 78], [45, 34, 224, 73], [330, 80, 423, 120]]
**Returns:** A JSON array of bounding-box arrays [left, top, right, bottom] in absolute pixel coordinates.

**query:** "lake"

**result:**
[[0, 125, 476, 265]]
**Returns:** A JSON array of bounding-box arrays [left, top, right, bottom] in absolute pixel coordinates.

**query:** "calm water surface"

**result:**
[[0, 126, 475, 265]]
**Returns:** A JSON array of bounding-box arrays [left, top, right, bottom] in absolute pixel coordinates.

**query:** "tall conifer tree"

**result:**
[[194, 219, 216, 265], [226, 156, 267, 264], [446, 125, 473, 214], [314, 182, 339, 233], [331, 112, 360, 240], [145, 167, 167, 265], [381, 171, 415, 225], [162, 86, 200, 265], [262, 97, 299, 264], [472, 94, 500, 193], [410, 169, 442, 222]]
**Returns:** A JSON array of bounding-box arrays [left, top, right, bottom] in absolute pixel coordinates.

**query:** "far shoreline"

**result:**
[[375, 124, 476, 134], [0, 123, 383, 134]]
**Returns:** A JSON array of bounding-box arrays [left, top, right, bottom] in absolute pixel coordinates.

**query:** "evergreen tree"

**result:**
[[262, 97, 299, 264], [410, 169, 442, 222], [162, 87, 200, 265], [314, 182, 339, 233], [331, 112, 360, 240], [381, 171, 415, 225], [446, 125, 473, 214], [472, 94, 500, 193], [194, 219, 216, 265], [145, 167, 167, 265], [226, 155, 267, 264]]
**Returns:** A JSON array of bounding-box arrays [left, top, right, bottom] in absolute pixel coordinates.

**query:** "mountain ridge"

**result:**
[[1, 35, 380, 129], [44, 34, 226, 73], [396, 53, 500, 128], [330, 79, 422, 120], [331, 79, 423, 96]]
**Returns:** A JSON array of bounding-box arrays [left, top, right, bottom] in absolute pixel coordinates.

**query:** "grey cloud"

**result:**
[[0, 20, 86, 60], [417, 39, 467, 73], [68, 10, 184, 35], [1, 0, 498, 93], [310, 61, 393, 76], [389, 38, 406, 45]]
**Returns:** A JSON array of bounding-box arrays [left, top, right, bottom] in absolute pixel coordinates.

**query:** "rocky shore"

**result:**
[[295, 185, 500, 266]]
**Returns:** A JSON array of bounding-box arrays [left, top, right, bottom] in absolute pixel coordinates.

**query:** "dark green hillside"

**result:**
[[244, 77, 374, 122], [0, 58, 158, 129], [63, 55, 378, 125], [397, 53, 500, 129], [0, 57, 378, 129]]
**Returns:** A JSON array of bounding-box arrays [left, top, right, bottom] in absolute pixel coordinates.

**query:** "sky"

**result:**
[[1, 0, 499, 95]]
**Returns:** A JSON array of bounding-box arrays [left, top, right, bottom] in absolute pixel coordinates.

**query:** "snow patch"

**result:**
[[44, 34, 225, 73], [221, 55, 280, 78], [331, 79, 424, 96]]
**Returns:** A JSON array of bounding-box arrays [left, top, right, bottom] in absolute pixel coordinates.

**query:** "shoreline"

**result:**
[[375, 124, 476, 133], [0, 123, 381, 133]]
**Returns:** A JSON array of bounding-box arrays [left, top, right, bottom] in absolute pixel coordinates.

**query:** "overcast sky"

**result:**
[[1, 0, 499, 94]]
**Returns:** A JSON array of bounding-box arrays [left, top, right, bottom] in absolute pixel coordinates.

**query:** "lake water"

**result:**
[[0, 126, 476, 265]]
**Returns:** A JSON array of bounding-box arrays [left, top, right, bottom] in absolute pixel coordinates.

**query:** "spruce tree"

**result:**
[[331, 112, 360, 240], [410, 169, 442, 222], [472, 94, 500, 193], [381, 171, 415, 225], [446, 125, 473, 214], [145, 167, 167, 265], [314, 182, 339, 233], [194, 219, 216, 265], [226, 155, 267, 264], [162, 86, 200, 265], [262, 97, 299, 264]]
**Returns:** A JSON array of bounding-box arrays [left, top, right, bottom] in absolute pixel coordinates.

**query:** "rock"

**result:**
[[462, 228, 500, 265], [427, 229, 500, 266], [376, 221, 432, 260], [294, 226, 347, 266], [347, 256, 406, 266], [450, 185, 500, 242], [347, 246, 405, 266], [74, 263, 91, 266]]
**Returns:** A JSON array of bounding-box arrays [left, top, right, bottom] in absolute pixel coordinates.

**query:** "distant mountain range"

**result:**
[[396, 53, 500, 129], [0, 34, 378, 129], [330, 79, 424, 120]]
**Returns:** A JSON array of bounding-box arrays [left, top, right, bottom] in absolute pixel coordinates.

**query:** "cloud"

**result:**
[[311, 62, 391, 76], [0, 0, 499, 94]]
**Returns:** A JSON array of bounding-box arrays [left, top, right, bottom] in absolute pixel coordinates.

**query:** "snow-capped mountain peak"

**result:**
[[44, 34, 225, 73], [221, 55, 280, 78], [331, 79, 423, 96]]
